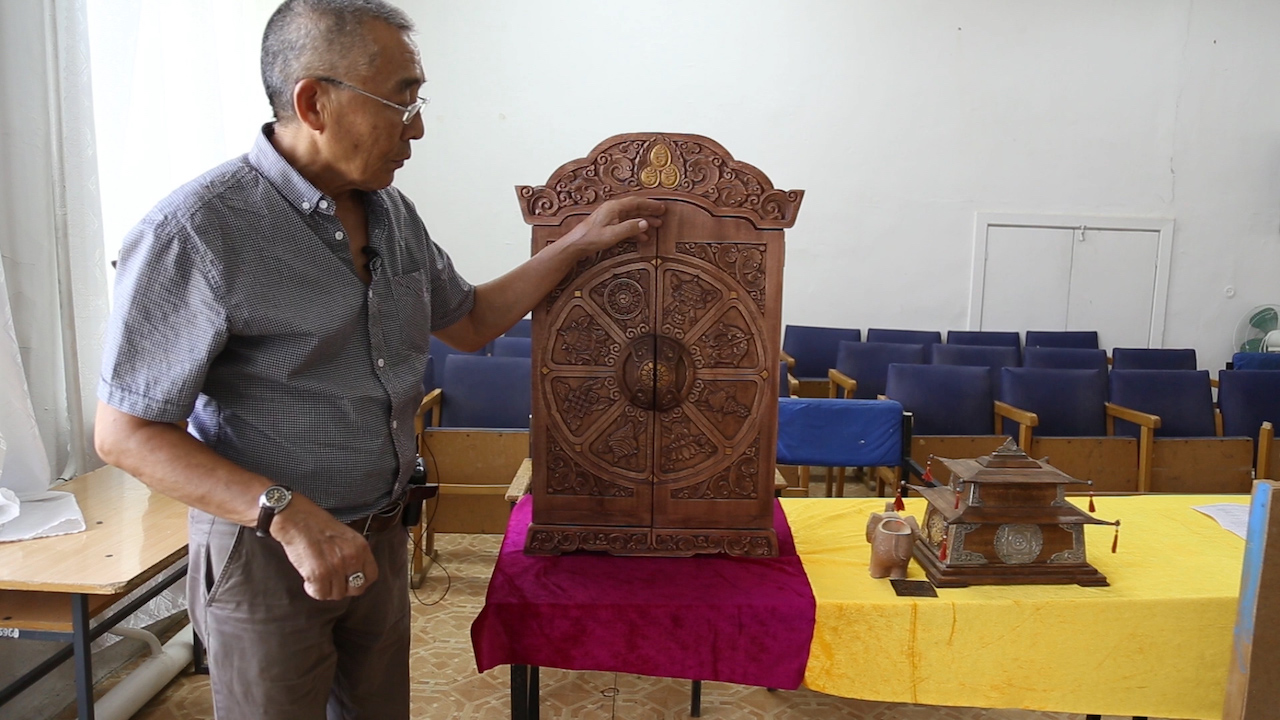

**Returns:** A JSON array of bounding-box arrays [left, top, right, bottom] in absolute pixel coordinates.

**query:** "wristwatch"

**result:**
[[255, 485, 293, 538]]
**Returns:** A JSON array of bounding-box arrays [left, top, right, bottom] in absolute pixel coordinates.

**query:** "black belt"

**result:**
[[343, 500, 404, 536]]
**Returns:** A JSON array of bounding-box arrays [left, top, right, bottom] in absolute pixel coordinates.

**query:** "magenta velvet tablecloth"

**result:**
[[471, 496, 816, 689]]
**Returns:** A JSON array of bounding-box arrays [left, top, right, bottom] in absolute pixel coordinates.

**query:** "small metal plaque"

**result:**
[[889, 579, 938, 597]]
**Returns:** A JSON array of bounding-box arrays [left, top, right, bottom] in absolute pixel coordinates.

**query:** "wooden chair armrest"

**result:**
[[1105, 402, 1161, 428], [827, 368, 856, 399], [993, 401, 1038, 427], [506, 458, 533, 503], [415, 389, 444, 438], [780, 350, 796, 370], [787, 374, 799, 396]]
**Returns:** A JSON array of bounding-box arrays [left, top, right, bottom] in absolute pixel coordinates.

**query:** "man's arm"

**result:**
[[432, 196, 665, 351], [94, 402, 379, 601]]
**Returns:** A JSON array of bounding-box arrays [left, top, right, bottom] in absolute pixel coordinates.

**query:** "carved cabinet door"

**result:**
[[530, 220, 658, 531], [650, 202, 780, 531]]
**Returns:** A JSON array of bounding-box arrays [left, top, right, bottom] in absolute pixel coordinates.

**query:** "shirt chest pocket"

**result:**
[[391, 269, 432, 352]]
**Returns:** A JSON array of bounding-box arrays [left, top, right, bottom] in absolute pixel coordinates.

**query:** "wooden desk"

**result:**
[[0, 466, 189, 720]]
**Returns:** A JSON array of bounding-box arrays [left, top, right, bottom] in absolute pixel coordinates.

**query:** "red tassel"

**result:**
[[938, 532, 949, 562], [893, 485, 905, 512], [922, 459, 935, 484], [1088, 492, 1096, 513], [1111, 520, 1121, 553]]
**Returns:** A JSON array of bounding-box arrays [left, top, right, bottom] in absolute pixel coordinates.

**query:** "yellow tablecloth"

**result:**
[[784, 495, 1247, 719]]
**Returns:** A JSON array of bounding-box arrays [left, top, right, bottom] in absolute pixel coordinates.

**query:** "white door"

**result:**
[[970, 215, 1172, 348], [1067, 228, 1160, 349]]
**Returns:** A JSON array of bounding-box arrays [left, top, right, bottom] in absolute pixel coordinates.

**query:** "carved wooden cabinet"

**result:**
[[516, 133, 803, 557]]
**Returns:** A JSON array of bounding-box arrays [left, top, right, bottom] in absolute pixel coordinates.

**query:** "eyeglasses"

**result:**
[[317, 77, 428, 125]]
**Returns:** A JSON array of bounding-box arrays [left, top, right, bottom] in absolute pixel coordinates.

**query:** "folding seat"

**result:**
[[997, 368, 1140, 492], [828, 341, 927, 400], [866, 328, 942, 355], [1218, 370, 1280, 478], [931, 343, 1020, 395], [412, 355, 533, 585], [1023, 346, 1109, 372], [1232, 352, 1280, 371], [1024, 330, 1100, 349], [1111, 347, 1197, 371], [1108, 369, 1253, 493], [780, 325, 862, 397], [946, 330, 1021, 353], [877, 364, 1012, 495]]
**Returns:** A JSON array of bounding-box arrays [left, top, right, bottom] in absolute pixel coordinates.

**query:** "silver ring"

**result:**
[[347, 571, 366, 588]]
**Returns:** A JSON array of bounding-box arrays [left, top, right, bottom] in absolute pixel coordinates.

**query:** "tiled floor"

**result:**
[[66, 476, 1138, 719]]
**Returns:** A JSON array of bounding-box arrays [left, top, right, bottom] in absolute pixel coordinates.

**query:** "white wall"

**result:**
[[90, 0, 1280, 372]]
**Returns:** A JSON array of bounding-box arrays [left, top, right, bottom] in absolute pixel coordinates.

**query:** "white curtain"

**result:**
[[0, 0, 108, 488]]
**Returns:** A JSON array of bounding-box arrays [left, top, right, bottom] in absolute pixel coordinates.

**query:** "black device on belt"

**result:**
[[400, 456, 438, 527]]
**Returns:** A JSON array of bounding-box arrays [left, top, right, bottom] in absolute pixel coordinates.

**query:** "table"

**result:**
[[472, 495, 816, 718], [788, 494, 1246, 720], [0, 466, 190, 720]]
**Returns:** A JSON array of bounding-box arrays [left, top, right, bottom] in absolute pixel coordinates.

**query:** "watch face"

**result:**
[[262, 486, 290, 509]]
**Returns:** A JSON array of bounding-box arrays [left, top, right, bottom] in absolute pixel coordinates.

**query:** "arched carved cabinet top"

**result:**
[[516, 133, 804, 229]]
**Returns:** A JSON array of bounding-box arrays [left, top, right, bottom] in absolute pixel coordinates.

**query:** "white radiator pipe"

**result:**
[[93, 624, 194, 720]]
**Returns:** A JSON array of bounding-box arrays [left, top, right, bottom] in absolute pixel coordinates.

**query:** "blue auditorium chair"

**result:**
[[1023, 346, 1109, 372], [1108, 369, 1253, 493], [866, 328, 942, 354], [997, 368, 1139, 492], [1219, 370, 1280, 479], [1111, 347, 1197, 371], [412, 355, 533, 585], [423, 340, 487, 393], [828, 341, 927, 400], [1232, 352, 1280, 371], [881, 364, 1011, 491], [931, 343, 1020, 395], [781, 325, 862, 397], [1024, 330, 1100, 349], [946, 330, 1022, 353]]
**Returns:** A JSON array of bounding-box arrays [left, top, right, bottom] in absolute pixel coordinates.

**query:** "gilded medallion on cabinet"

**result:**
[[518, 133, 803, 557]]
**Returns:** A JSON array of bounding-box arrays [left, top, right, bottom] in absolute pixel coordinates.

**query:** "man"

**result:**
[[93, 0, 663, 717]]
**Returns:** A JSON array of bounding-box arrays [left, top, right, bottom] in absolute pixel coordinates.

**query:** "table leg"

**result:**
[[690, 679, 701, 717], [71, 594, 95, 720], [192, 629, 209, 674], [511, 665, 528, 720], [528, 666, 539, 720]]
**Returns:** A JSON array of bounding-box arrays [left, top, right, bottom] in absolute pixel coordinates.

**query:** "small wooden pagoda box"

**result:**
[[516, 133, 802, 558], [913, 440, 1113, 587]]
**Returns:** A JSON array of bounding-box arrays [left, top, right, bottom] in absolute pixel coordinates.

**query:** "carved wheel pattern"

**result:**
[[994, 524, 1044, 564], [517, 134, 802, 229]]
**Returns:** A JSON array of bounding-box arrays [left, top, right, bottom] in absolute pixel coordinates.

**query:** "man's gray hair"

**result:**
[[261, 0, 415, 122]]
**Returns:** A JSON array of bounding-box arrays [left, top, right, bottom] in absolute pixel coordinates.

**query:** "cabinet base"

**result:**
[[524, 523, 779, 557]]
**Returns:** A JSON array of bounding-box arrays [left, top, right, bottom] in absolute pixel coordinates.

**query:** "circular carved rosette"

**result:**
[[619, 335, 694, 411]]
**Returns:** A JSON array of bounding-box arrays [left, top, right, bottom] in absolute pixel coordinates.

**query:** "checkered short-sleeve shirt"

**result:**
[[99, 126, 475, 520]]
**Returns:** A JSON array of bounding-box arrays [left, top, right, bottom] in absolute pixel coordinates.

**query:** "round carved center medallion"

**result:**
[[621, 335, 692, 411], [604, 278, 645, 320]]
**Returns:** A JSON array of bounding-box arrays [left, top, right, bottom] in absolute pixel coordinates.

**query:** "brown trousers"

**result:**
[[187, 509, 410, 720]]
